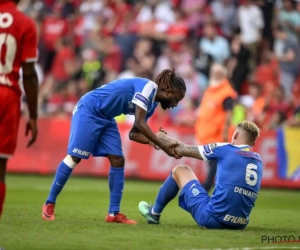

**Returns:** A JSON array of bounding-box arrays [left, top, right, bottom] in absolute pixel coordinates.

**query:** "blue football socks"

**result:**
[[108, 166, 124, 215], [46, 161, 73, 204], [152, 172, 179, 214]]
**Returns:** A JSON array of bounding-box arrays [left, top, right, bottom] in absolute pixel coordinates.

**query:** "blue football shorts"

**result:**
[[67, 100, 123, 159], [178, 180, 245, 230]]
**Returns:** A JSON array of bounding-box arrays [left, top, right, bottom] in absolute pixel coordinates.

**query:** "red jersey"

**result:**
[[42, 16, 68, 50], [0, 1, 37, 95], [167, 20, 189, 51], [51, 45, 75, 81], [73, 16, 84, 47]]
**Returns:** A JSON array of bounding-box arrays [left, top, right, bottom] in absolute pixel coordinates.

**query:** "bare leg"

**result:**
[[138, 164, 199, 224], [0, 158, 7, 218], [171, 165, 198, 189]]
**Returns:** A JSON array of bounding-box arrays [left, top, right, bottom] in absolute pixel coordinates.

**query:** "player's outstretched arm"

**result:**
[[157, 132, 203, 160], [134, 106, 180, 158], [22, 62, 39, 147], [175, 144, 203, 160], [129, 125, 151, 144]]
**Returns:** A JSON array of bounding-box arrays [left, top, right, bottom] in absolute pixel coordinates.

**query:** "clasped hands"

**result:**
[[149, 127, 182, 159]]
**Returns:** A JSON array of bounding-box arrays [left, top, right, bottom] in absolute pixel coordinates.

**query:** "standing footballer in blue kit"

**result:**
[[42, 69, 186, 224]]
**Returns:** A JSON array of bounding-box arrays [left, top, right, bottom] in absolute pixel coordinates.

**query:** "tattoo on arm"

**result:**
[[175, 144, 203, 160], [157, 132, 203, 160], [157, 132, 181, 145]]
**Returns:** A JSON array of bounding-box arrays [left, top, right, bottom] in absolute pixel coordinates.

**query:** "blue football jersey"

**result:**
[[198, 143, 263, 227], [81, 78, 158, 120]]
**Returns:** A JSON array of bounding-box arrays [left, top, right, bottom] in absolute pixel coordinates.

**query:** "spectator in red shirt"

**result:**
[[62, 81, 79, 116], [68, 9, 85, 54], [51, 38, 76, 90], [108, 0, 132, 34], [41, 3, 69, 72], [166, 9, 189, 52], [262, 85, 293, 130], [100, 35, 123, 74]]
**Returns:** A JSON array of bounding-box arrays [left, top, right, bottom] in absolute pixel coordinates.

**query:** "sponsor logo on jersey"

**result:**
[[223, 214, 248, 225], [72, 148, 90, 157]]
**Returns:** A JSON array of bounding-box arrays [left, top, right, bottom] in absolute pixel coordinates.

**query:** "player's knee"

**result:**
[[107, 155, 125, 167], [173, 165, 191, 173], [63, 155, 81, 169], [172, 165, 192, 177], [70, 156, 81, 164]]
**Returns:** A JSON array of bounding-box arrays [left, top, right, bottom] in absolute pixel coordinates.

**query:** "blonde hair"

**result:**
[[237, 120, 260, 144]]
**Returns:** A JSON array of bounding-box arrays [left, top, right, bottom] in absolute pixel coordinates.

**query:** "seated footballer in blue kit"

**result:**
[[139, 121, 262, 229], [42, 69, 186, 224]]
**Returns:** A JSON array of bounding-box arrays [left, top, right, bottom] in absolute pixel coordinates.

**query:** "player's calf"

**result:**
[[106, 155, 128, 219], [42, 155, 79, 220], [0, 158, 7, 218]]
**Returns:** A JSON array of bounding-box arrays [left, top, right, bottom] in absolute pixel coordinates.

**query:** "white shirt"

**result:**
[[136, 2, 175, 24], [238, 5, 264, 44], [200, 36, 230, 64]]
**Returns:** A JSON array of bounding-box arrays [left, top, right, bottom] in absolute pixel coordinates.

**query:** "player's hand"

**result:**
[[161, 142, 182, 159], [25, 118, 38, 147], [150, 127, 168, 150], [149, 141, 161, 150], [159, 127, 167, 134]]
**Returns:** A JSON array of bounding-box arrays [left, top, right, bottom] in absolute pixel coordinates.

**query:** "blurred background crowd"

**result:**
[[18, 0, 300, 130]]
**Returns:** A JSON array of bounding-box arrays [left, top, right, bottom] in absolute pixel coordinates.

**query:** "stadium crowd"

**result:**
[[18, 0, 300, 130]]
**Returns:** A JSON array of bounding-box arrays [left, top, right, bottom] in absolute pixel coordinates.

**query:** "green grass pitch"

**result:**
[[1, 175, 300, 250]]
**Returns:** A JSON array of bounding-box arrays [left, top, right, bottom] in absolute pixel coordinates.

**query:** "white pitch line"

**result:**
[[176, 246, 300, 250]]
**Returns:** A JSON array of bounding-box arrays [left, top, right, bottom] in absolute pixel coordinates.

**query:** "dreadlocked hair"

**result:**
[[155, 68, 186, 93]]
